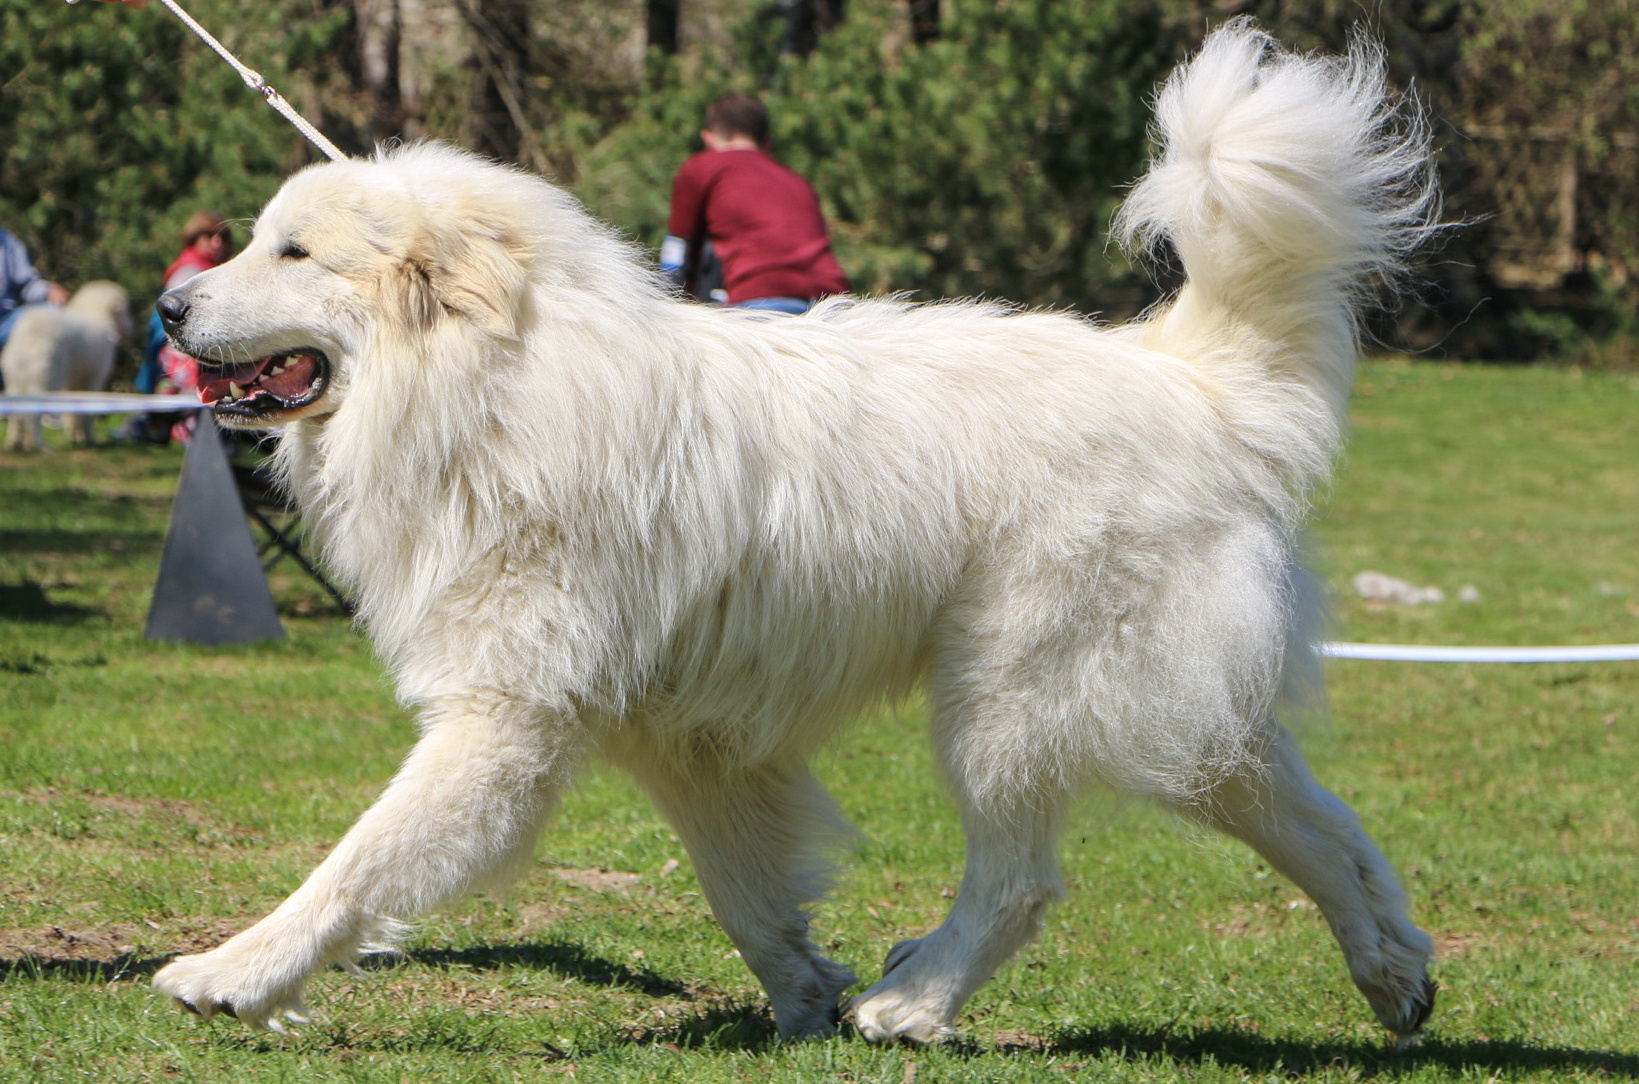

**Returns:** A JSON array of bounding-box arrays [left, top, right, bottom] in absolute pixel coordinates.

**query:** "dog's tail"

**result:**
[[1116, 19, 1436, 486]]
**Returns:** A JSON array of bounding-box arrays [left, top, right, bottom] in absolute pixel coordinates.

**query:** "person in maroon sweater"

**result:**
[[663, 93, 849, 314]]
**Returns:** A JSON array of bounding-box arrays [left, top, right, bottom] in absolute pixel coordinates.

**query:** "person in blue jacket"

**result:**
[[0, 227, 70, 391]]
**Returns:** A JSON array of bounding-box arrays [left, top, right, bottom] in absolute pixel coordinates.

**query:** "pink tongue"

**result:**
[[260, 354, 319, 400], [198, 358, 272, 405]]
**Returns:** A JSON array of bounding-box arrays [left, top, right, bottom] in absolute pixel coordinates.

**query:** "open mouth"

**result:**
[[197, 351, 330, 420]]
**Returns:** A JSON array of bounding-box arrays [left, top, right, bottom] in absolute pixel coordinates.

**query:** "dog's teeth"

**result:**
[[229, 382, 246, 398], [270, 363, 286, 375]]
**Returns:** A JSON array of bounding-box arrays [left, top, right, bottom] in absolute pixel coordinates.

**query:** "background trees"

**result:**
[[3, 0, 1635, 362]]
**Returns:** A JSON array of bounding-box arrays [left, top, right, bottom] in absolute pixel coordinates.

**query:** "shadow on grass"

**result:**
[[404, 939, 783, 1051], [1040, 1021, 1639, 1080], [1, 938, 710, 1006], [9, 944, 1633, 1074], [405, 939, 695, 999], [0, 527, 163, 562], [0, 951, 169, 983], [621, 998, 782, 1052], [0, 580, 105, 626], [0, 477, 170, 549]]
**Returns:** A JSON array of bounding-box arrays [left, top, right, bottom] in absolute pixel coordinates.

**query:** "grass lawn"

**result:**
[[1, 359, 1636, 1082]]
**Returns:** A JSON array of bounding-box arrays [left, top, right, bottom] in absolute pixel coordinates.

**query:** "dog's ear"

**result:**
[[387, 211, 529, 340], [387, 256, 441, 334]]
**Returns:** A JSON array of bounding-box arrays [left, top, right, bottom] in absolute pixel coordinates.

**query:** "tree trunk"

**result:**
[[396, 0, 469, 140], [908, 0, 939, 45], [461, 0, 532, 162], [354, 0, 400, 143], [647, 0, 680, 56], [780, 0, 847, 56]]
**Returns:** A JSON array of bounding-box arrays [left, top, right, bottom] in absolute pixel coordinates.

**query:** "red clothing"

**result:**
[[164, 246, 218, 291], [157, 243, 224, 442], [667, 149, 849, 304]]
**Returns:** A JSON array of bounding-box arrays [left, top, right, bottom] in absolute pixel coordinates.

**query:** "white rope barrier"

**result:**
[[1321, 641, 1639, 663], [66, 0, 346, 162], [0, 392, 202, 415]]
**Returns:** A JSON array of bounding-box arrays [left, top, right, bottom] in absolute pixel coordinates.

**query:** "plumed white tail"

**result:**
[[1116, 19, 1437, 429]]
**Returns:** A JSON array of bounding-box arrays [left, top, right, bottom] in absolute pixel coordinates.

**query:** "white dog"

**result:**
[[150, 22, 1439, 1044], [2, 280, 133, 450]]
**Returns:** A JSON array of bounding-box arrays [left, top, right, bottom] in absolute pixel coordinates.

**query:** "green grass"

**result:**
[[2, 361, 1637, 1082]]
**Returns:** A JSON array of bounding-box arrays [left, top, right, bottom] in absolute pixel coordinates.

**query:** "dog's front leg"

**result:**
[[152, 695, 573, 1029]]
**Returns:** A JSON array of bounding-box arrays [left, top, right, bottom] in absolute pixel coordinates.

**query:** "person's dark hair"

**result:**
[[181, 210, 230, 249], [704, 92, 770, 146]]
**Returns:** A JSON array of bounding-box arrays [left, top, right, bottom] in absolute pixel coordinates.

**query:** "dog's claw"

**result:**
[[1387, 976, 1437, 1044], [1406, 977, 1438, 1033]]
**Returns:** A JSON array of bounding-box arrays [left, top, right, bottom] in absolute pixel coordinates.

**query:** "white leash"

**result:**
[[67, 0, 346, 161]]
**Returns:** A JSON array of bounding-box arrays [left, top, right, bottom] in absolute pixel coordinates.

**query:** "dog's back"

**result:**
[[619, 21, 1435, 797]]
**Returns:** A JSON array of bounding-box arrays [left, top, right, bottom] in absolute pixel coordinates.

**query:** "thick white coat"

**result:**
[[151, 21, 1439, 1044]]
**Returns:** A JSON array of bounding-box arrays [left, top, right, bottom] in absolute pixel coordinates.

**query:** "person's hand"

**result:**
[[46, 283, 71, 306]]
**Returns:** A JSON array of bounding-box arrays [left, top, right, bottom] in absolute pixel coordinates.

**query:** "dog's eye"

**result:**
[[280, 241, 310, 260]]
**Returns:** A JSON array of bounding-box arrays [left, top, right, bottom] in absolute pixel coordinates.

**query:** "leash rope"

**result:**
[[69, 0, 347, 161]]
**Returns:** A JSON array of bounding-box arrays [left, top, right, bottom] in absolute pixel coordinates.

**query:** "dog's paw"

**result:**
[[768, 959, 857, 1041], [775, 998, 843, 1041], [153, 948, 312, 1032], [850, 939, 955, 1045], [1345, 921, 1437, 1042], [1374, 973, 1438, 1044], [852, 986, 955, 1045]]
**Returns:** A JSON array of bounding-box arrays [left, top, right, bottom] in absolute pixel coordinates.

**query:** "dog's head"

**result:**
[[157, 143, 574, 429]]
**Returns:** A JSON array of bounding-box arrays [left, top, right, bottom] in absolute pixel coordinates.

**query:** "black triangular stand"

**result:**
[[144, 413, 285, 644]]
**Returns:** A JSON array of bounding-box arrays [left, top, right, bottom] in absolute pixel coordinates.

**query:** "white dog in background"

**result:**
[[150, 21, 1439, 1044], [2, 280, 133, 450]]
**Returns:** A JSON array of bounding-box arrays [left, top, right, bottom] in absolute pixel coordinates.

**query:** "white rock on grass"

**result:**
[[1352, 570, 1445, 606]]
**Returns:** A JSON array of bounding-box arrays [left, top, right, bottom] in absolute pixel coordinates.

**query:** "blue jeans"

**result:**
[[733, 296, 811, 315]]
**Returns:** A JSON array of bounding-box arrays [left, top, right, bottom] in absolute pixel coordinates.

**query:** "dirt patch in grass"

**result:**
[[1432, 929, 1490, 959], [14, 786, 215, 827], [0, 922, 146, 964], [1208, 897, 1317, 938], [0, 917, 242, 977], [548, 866, 643, 893], [80, 791, 213, 826], [8, 787, 269, 854], [991, 1028, 1052, 1052]]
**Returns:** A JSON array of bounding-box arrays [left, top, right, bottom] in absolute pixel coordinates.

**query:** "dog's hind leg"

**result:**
[[152, 695, 572, 1030], [634, 757, 857, 1039], [852, 698, 1069, 1044], [1177, 722, 1436, 1041]]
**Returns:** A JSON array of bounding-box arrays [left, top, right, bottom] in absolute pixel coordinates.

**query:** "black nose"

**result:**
[[156, 292, 190, 330]]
